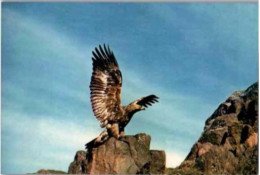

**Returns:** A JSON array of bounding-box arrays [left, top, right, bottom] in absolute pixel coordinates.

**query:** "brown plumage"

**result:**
[[86, 44, 159, 149]]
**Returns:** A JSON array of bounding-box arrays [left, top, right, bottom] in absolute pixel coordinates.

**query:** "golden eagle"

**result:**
[[86, 44, 159, 149]]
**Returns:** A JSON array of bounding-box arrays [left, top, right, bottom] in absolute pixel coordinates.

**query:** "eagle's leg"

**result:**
[[95, 129, 108, 144], [118, 128, 129, 144], [109, 123, 120, 139]]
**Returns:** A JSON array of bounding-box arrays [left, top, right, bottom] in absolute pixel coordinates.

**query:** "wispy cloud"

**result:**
[[2, 8, 93, 118]]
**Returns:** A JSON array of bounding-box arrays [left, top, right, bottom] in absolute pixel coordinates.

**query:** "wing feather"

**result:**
[[90, 44, 122, 128], [136, 95, 159, 108]]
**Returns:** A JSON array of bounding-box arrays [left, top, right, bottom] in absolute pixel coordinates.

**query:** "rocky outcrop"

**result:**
[[169, 82, 258, 175], [68, 133, 165, 174], [35, 169, 66, 174]]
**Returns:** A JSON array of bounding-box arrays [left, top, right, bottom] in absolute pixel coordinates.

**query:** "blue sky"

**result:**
[[1, 2, 258, 174]]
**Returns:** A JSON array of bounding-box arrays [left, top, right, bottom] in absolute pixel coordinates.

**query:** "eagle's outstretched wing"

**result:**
[[136, 95, 159, 108], [90, 44, 122, 128]]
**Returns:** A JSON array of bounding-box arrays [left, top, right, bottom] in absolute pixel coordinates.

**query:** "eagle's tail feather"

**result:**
[[85, 138, 96, 149], [85, 129, 109, 149]]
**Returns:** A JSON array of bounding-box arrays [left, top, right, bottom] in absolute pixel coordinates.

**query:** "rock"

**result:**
[[150, 150, 166, 174], [68, 133, 166, 174], [170, 82, 258, 175], [68, 151, 87, 174], [35, 169, 66, 174], [245, 132, 257, 148], [197, 142, 213, 157]]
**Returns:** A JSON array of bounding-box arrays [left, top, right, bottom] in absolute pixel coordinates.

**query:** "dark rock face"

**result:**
[[169, 82, 258, 175], [68, 133, 166, 174]]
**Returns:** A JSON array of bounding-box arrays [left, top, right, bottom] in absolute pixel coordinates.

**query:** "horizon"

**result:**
[[1, 2, 258, 173]]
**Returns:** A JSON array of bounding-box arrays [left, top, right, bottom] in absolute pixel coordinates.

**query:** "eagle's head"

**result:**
[[125, 101, 145, 116]]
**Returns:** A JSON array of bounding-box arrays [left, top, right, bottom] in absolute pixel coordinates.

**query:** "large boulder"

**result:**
[[68, 133, 166, 174]]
